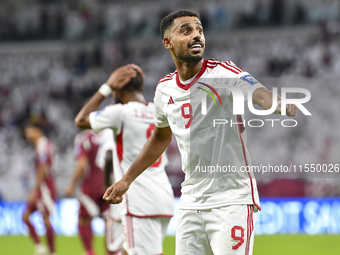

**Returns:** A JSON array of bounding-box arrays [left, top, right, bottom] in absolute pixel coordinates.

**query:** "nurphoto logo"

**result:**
[[197, 81, 312, 128]]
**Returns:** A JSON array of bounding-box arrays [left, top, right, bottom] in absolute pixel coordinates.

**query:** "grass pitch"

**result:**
[[0, 235, 339, 255]]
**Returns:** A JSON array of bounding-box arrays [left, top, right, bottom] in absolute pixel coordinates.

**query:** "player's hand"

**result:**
[[275, 103, 298, 117], [127, 63, 145, 81], [106, 65, 137, 90], [64, 186, 74, 197], [103, 180, 130, 204]]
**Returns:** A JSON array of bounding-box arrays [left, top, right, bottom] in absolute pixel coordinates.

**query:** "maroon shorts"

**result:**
[[26, 188, 56, 216], [78, 192, 109, 219]]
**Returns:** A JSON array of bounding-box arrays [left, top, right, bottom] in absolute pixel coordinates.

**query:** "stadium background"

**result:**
[[1, 0, 340, 254]]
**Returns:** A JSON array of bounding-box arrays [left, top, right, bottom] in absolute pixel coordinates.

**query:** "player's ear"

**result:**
[[163, 37, 172, 50]]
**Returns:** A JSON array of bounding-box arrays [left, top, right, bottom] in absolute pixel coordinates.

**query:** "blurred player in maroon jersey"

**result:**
[[65, 130, 109, 255], [23, 122, 57, 255]]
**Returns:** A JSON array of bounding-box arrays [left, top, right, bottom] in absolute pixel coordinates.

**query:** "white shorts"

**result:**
[[107, 205, 124, 253], [176, 205, 257, 255], [107, 219, 124, 253], [122, 215, 170, 255]]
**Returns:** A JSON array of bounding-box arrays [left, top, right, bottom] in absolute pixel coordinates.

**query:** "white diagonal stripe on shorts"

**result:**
[[40, 183, 55, 214], [78, 192, 100, 218]]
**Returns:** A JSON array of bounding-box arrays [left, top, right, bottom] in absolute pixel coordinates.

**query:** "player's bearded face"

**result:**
[[171, 17, 205, 64]]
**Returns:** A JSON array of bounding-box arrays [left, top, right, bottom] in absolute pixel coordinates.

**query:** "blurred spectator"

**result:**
[[269, 0, 285, 26], [292, 2, 307, 25]]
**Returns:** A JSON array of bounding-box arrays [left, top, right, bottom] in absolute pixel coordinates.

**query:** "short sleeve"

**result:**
[[36, 141, 49, 164], [154, 88, 169, 128], [89, 104, 124, 133], [75, 143, 88, 159], [229, 61, 265, 102]]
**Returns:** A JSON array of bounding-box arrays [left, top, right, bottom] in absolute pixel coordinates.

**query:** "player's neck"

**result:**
[[175, 58, 203, 81], [32, 135, 43, 147], [125, 93, 147, 104]]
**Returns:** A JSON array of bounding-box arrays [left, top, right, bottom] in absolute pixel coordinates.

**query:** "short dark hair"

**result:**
[[122, 71, 144, 92], [160, 9, 200, 39], [24, 119, 45, 133]]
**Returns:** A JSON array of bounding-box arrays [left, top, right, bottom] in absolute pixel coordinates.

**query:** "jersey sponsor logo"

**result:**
[[167, 96, 175, 105], [240, 75, 258, 85], [197, 82, 223, 106]]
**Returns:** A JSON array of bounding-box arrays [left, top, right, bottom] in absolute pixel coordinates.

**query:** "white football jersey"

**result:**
[[89, 102, 174, 217], [154, 59, 265, 210], [97, 128, 124, 221], [96, 129, 115, 170]]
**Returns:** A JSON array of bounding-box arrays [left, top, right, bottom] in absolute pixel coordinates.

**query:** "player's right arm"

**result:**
[[75, 65, 137, 129], [65, 155, 88, 197], [103, 125, 172, 204]]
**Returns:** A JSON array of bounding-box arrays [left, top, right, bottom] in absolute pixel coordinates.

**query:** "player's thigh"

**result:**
[[204, 205, 256, 255], [36, 197, 54, 217], [176, 209, 213, 255], [78, 192, 101, 218], [23, 203, 37, 221], [122, 216, 167, 255], [39, 187, 56, 216], [107, 218, 124, 253]]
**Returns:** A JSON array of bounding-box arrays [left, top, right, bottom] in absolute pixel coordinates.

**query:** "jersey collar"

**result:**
[[176, 59, 208, 91]]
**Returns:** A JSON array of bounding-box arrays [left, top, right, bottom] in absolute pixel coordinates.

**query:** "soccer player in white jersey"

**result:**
[[75, 64, 174, 255], [97, 129, 124, 255], [103, 10, 298, 255]]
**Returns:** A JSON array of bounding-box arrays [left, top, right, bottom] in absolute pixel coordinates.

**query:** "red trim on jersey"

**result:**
[[237, 116, 261, 211], [237, 115, 245, 133], [157, 78, 173, 85], [157, 71, 177, 85], [206, 64, 218, 69], [245, 205, 254, 255], [176, 59, 208, 90], [225, 61, 244, 73], [245, 205, 253, 255], [155, 71, 177, 98], [126, 212, 173, 218], [207, 59, 221, 69], [218, 62, 240, 74], [126, 215, 134, 248], [116, 127, 123, 163]]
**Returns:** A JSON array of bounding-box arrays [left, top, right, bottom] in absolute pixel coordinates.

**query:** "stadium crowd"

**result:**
[[1, 0, 340, 201], [1, 0, 338, 41]]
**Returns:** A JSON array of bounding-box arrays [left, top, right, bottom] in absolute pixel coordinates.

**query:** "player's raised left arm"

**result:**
[[65, 156, 88, 197], [252, 88, 298, 117], [75, 66, 137, 129]]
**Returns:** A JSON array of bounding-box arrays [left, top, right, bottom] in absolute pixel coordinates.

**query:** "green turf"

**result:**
[[254, 235, 340, 255], [0, 235, 340, 255], [0, 235, 175, 255]]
